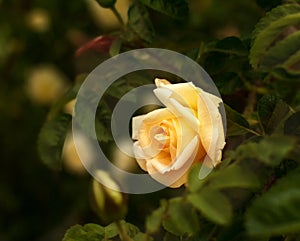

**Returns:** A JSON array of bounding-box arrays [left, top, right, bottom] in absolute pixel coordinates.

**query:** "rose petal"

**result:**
[[197, 88, 225, 167], [155, 78, 199, 110], [132, 141, 147, 171], [142, 108, 173, 124], [146, 136, 199, 187], [153, 88, 199, 132], [132, 115, 146, 140], [166, 135, 199, 172], [169, 98, 200, 132]]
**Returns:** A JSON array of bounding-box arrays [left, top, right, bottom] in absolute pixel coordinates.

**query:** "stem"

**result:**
[[110, 5, 124, 25], [115, 220, 133, 241], [244, 87, 257, 119]]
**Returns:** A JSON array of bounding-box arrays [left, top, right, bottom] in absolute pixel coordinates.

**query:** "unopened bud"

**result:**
[[91, 170, 127, 224]]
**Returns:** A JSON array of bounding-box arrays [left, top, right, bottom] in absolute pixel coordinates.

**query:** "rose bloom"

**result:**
[[132, 78, 226, 188]]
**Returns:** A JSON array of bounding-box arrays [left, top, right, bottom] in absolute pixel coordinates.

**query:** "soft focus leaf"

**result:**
[[139, 0, 189, 19], [230, 135, 295, 166], [62, 223, 104, 241], [246, 168, 300, 236], [162, 198, 199, 236], [188, 164, 206, 192], [128, 2, 155, 43], [133, 232, 152, 241], [123, 221, 140, 238], [258, 95, 291, 134], [284, 111, 300, 137], [104, 223, 119, 238], [188, 188, 233, 225], [188, 163, 260, 192], [37, 114, 71, 170], [146, 200, 167, 234], [206, 164, 261, 190]]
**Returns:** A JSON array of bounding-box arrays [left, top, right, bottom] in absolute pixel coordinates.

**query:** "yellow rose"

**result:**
[[132, 78, 226, 188]]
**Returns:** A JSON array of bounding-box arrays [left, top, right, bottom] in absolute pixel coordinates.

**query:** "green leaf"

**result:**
[[225, 104, 253, 136], [146, 200, 167, 234], [188, 164, 206, 192], [138, 0, 189, 19], [162, 198, 199, 236], [128, 2, 155, 43], [206, 164, 261, 190], [282, 48, 300, 76], [250, 4, 300, 73], [259, 30, 300, 72], [284, 111, 300, 137], [37, 114, 71, 170], [208, 37, 248, 56], [188, 188, 233, 225], [62, 223, 104, 241], [133, 232, 152, 241], [104, 223, 119, 238], [246, 168, 300, 236], [123, 222, 140, 238], [230, 135, 295, 166], [257, 95, 291, 135]]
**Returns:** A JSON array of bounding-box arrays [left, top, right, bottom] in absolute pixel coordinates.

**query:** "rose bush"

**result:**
[[132, 78, 226, 187]]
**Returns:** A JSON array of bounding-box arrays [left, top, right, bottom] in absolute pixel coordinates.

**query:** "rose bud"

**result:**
[[132, 78, 226, 188], [91, 170, 127, 224], [75, 35, 115, 57]]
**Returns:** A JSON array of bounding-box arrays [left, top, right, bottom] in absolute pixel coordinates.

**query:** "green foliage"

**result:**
[[228, 135, 295, 166], [4, 0, 300, 240], [258, 94, 292, 134], [63, 221, 145, 241], [188, 189, 233, 225], [250, 4, 300, 77], [127, 1, 155, 43], [62, 224, 105, 241], [146, 200, 167, 234], [138, 0, 189, 19], [162, 198, 199, 236], [37, 114, 72, 170], [246, 168, 300, 237], [225, 104, 253, 136]]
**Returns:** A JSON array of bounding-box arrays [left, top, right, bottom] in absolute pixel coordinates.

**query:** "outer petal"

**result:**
[[155, 78, 199, 110], [132, 141, 147, 171], [197, 88, 226, 167], [132, 114, 145, 140]]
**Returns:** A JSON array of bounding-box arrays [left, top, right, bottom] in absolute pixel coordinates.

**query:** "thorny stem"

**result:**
[[110, 5, 124, 26], [115, 220, 133, 241]]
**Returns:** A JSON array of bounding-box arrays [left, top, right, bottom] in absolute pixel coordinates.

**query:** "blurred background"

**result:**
[[0, 0, 265, 240]]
